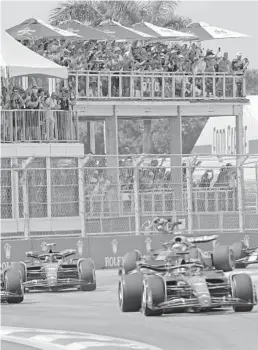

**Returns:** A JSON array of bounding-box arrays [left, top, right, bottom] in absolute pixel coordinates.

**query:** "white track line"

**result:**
[[0, 327, 164, 350]]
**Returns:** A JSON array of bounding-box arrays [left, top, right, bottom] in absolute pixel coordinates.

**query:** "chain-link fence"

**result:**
[[1, 154, 257, 238]]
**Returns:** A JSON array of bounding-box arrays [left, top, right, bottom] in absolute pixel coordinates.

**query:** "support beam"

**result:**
[[143, 120, 152, 153], [104, 106, 120, 215], [235, 107, 245, 232], [78, 156, 91, 237], [21, 157, 34, 239], [90, 121, 96, 154], [169, 106, 183, 213]]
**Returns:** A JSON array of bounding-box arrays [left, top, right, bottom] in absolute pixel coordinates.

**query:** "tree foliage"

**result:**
[[50, 0, 179, 27], [246, 69, 258, 95]]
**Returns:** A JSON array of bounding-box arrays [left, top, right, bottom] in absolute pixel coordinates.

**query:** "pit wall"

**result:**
[[1, 233, 258, 271]]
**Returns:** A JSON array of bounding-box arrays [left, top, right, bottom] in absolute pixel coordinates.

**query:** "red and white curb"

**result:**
[[0, 327, 164, 350]]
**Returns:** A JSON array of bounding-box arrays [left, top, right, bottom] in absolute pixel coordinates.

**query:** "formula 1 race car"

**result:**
[[0, 268, 24, 303], [118, 262, 257, 316], [120, 233, 235, 276], [12, 243, 96, 292], [231, 241, 258, 268]]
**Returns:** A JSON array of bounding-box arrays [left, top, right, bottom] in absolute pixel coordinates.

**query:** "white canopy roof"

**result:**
[[0, 31, 67, 79]]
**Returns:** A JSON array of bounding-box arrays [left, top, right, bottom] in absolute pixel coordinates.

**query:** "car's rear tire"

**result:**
[[11, 262, 26, 282], [5, 269, 24, 304], [213, 245, 235, 272], [231, 241, 245, 260], [142, 275, 165, 316], [78, 259, 96, 291], [123, 250, 141, 274], [118, 272, 143, 312], [232, 273, 254, 312]]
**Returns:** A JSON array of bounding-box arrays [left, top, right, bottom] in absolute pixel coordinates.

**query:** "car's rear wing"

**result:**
[[188, 235, 219, 244]]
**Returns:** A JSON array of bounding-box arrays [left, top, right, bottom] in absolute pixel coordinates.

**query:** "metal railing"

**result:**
[[68, 71, 246, 101], [1, 154, 257, 238], [0, 110, 79, 143]]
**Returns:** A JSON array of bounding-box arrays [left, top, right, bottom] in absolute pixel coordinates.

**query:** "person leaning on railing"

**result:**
[[231, 52, 249, 97], [44, 92, 60, 140]]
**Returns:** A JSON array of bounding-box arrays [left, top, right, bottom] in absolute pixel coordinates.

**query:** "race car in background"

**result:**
[[119, 231, 236, 276], [12, 243, 96, 292], [1, 268, 24, 303], [231, 240, 258, 268], [118, 261, 257, 316]]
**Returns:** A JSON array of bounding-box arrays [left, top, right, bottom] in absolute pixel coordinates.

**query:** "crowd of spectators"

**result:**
[[1, 84, 77, 141], [1, 84, 75, 111], [19, 39, 250, 99], [83, 156, 238, 212], [1, 39, 250, 109], [23, 39, 249, 75]]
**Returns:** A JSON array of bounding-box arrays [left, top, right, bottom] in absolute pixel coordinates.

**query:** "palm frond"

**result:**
[[49, 0, 180, 27]]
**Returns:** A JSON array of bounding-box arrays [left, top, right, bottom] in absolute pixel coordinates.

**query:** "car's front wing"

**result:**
[[0, 290, 22, 301], [149, 296, 255, 311], [23, 278, 88, 289], [235, 254, 258, 267]]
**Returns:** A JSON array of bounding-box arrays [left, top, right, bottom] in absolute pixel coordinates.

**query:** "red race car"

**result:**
[[12, 243, 96, 292]]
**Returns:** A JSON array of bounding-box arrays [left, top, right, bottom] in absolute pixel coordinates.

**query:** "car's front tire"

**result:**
[[5, 269, 24, 304], [232, 273, 255, 312], [118, 272, 143, 312], [213, 245, 235, 272], [141, 275, 165, 316], [123, 250, 141, 275], [78, 259, 96, 291]]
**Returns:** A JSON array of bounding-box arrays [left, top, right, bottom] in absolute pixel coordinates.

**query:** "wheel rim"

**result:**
[[229, 251, 235, 269], [118, 281, 123, 309], [141, 283, 147, 312]]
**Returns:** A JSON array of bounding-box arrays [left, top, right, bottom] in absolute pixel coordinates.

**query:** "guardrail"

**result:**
[[0, 110, 79, 143], [68, 71, 246, 101]]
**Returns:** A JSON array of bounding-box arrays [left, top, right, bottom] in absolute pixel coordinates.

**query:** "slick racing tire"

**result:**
[[11, 262, 26, 282], [5, 269, 24, 304], [231, 241, 245, 260], [78, 259, 96, 291], [142, 275, 165, 317], [232, 273, 254, 312], [123, 250, 141, 274], [118, 272, 143, 312], [213, 245, 235, 272]]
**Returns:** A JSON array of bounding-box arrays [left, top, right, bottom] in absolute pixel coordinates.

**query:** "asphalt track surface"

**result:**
[[1, 266, 258, 350]]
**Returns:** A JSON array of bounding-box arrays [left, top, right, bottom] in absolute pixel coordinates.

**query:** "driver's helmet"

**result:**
[[173, 243, 188, 252], [51, 255, 58, 262], [45, 256, 50, 262]]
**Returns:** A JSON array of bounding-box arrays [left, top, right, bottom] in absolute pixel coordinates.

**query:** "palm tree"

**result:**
[[49, 0, 179, 27]]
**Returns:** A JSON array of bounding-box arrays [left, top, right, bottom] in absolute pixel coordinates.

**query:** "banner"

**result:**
[[1, 240, 32, 270]]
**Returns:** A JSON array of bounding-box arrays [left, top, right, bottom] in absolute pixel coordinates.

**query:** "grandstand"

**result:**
[[1, 21, 258, 241]]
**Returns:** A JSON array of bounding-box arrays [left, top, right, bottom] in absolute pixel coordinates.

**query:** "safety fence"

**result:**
[[0, 110, 79, 143], [68, 71, 246, 101], [1, 154, 257, 238]]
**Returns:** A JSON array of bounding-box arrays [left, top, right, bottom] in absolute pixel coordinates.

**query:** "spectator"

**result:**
[[45, 92, 60, 140], [218, 52, 231, 73]]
